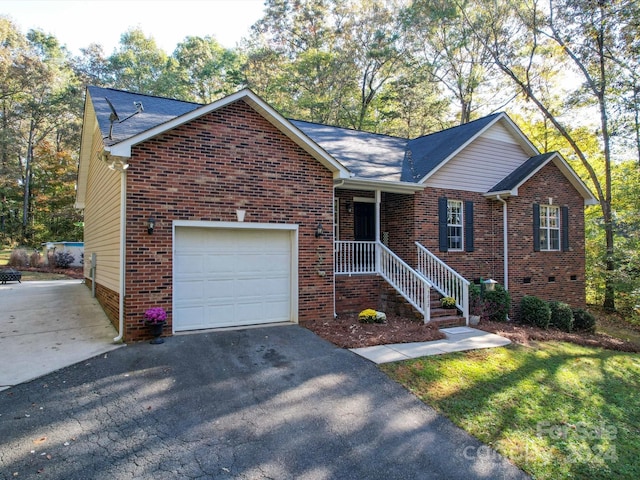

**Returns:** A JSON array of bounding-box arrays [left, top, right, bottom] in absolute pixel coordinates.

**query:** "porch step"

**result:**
[[430, 314, 466, 328]]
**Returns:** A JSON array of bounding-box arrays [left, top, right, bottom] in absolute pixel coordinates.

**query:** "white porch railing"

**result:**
[[378, 242, 431, 322], [335, 241, 431, 322], [334, 241, 377, 274], [415, 242, 469, 323]]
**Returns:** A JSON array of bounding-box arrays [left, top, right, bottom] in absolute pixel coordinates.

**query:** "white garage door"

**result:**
[[174, 226, 295, 331]]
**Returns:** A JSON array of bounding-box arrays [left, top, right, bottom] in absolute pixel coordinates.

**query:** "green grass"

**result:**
[[382, 342, 640, 479], [0, 249, 10, 266]]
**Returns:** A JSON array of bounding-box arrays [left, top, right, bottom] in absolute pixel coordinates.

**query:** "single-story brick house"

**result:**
[[76, 86, 597, 342]]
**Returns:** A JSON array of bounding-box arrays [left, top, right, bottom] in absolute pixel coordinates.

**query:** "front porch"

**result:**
[[333, 239, 469, 325]]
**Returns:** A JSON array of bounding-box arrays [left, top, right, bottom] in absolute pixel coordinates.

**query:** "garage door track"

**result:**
[[0, 325, 528, 479]]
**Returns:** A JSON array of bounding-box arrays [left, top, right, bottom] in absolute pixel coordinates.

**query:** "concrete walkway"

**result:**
[[351, 326, 511, 364], [0, 279, 122, 391]]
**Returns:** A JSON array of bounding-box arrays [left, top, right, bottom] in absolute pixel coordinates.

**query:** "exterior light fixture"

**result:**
[[346, 201, 353, 213], [315, 222, 324, 238], [147, 217, 155, 235], [483, 278, 498, 292]]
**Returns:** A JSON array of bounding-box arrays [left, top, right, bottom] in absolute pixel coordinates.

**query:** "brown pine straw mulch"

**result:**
[[477, 320, 640, 353], [302, 313, 640, 353], [11, 266, 85, 279], [302, 314, 445, 349]]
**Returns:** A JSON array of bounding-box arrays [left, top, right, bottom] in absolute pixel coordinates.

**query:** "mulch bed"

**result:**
[[301, 313, 445, 349], [477, 320, 640, 353], [8, 266, 84, 279]]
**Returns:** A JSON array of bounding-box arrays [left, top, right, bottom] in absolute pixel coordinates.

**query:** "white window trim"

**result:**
[[540, 205, 561, 251], [447, 199, 464, 252]]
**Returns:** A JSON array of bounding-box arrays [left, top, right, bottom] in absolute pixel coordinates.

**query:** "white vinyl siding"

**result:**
[[425, 126, 531, 192]]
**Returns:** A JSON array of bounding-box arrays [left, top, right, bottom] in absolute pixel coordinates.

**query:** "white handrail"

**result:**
[[334, 241, 377, 274], [415, 242, 469, 323], [378, 242, 431, 322]]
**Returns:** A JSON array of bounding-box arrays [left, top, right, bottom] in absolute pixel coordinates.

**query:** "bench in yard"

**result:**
[[0, 269, 22, 284]]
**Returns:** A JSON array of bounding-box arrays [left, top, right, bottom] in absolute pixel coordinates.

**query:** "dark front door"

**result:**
[[354, 202, 375, 241]]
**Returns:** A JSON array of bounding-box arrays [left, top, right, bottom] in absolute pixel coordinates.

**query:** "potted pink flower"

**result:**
[[144, 307, 167, 344]]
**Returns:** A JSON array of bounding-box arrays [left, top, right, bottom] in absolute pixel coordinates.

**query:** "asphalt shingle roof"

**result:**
[[488, 153, 555, 192], [87, 86, 529, 190], [290, 120, 407, 181], [88, 86, 201, 146]]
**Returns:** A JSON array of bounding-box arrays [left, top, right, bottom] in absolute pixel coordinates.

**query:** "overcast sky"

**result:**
[[1, 0, 266, 54]]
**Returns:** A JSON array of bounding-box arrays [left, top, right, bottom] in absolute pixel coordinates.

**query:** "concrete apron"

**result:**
[[0, 280, 122, 391]]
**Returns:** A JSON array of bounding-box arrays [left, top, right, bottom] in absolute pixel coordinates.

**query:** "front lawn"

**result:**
[[382, 342, 640, 480]]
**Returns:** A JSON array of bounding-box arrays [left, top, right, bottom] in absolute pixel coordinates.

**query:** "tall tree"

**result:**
[[461, 0, 640, 310], [173, 35, 245, 104], [404, 0, 499, 124], [108, 28, 177, 97]]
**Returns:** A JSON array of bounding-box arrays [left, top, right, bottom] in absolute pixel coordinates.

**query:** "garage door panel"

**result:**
[[174, 226, 294, 332]]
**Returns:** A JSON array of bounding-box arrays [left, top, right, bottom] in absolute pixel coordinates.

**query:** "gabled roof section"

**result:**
[[291, 120, 407, 182], [88, 86, 202, 146], [90, 87, 350, 179], [402, 112, 539, 183], [486, 152, 598, 205]]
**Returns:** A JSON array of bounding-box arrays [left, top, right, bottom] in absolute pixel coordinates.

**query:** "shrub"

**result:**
[[54, 250, 75, 269], [520, 296, 551, 329], [482, 284, 511, 322], [29, 251, 42, 268], [358, 309, 386, 324], [549, 301, 574, 332], [572, 308, 596, 333], [8, 248, 28, 267], [441, 297, 456, 308]]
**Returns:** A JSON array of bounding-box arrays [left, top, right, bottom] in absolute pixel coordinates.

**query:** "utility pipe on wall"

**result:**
[[496, 195, 508, 291]]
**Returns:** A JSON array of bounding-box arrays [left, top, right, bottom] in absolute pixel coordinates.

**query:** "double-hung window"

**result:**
[[447, 200, 464, 251], [439, 197, 474, 253], [539, 205, 560, 251]]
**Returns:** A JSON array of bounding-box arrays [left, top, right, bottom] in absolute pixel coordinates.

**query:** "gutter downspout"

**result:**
[[496, 195, 508, 291], [113, 169, 127, 343]]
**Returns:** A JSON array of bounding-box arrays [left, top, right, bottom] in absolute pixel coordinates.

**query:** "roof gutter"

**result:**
[[336, 177, 425, 194]]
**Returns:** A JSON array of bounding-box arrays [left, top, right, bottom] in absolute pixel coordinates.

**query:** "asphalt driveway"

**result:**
[[0, 324, 528, 479]]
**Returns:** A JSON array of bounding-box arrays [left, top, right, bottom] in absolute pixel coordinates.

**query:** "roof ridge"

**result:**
[[289, 118, 409, 141]]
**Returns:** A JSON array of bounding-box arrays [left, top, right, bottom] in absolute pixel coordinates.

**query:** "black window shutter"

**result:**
[[533, 203, 540, 252], [561, 206, 569, 251], [438, 197, 448, 252], [464, 200, 474, 252]]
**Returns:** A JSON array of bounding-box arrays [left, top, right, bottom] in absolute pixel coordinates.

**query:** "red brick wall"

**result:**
[[506, 163, 587, 316], [334, 162, 587, 321], [120, 100, 335, 341], [335, 275, 385, 314], [86, 280, 119, 330], [414, 189, 503, 283]]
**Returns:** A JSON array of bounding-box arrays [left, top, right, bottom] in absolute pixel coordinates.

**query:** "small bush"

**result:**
[[359, 308, 385, 324], [54, 250, 75, 269], [549, 301, 574, 332], [572, 308, 596, 333], [29, 251, 42, 268], [8, 249, 28, 267], [482, 284, 511, 322], [520, 296, 551, 329], [441, 297, 456, 308]]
